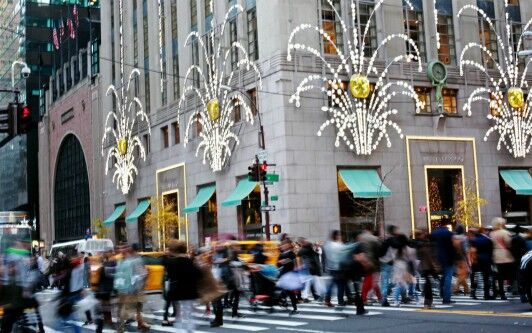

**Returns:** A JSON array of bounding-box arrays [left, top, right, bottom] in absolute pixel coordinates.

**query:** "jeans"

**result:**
[[325, 270, 346, 304], [441, 265, 454, 303], [422, 271, 434, 306], [302, 275, 321, 300], [393, 283, 407, 303], [380, 264, 393, 304]]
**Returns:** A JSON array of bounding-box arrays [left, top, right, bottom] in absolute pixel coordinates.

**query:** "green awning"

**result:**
[[500, 170, 532, 195], [103, 204, 126, 225], [125, 200, 150, 223], [184, 185, 216, 213], [338, 169, 392, 198], [222, 178, 258, 207]]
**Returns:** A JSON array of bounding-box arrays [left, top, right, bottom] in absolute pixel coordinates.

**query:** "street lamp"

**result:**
[[11, 60, 31, 99]]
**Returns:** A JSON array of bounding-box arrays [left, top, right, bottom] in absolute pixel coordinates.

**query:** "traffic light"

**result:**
[[272, 224, 282, 234], [16, 104, 31, 134], [259, 161, 268, 182], [0, 103, 16, 136], [248, 162, 259, 182]]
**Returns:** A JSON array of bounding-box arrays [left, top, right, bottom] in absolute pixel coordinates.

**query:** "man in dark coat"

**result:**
[[470, 227, 494, 299], [431, 223, 455, 304]]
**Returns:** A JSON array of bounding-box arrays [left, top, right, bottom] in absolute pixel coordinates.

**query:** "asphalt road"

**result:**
[[34, 290, 532, 333]]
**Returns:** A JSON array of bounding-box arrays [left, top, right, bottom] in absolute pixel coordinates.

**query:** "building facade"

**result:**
[[95, 0, 532, 249]]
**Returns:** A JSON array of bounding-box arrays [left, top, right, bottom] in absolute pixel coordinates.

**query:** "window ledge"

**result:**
[[414, 112, 463, 118]]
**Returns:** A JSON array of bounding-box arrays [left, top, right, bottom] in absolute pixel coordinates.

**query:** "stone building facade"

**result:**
[[91, 0, 532, 248]]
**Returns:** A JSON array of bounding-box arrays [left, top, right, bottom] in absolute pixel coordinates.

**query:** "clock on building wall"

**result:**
[[427, 60, 448, 113]]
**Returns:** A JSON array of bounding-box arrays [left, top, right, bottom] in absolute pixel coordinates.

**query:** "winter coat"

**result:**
[[470, 234, 493, 268], [431, 227, 455, 267], [358, 231, 382, 272], [163, 255, 201, 301], [298, 244, 321, 276], [491, 229, 514, 264]]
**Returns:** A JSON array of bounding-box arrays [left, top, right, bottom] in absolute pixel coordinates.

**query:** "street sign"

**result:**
[[270, 195, 278, 201], [261, 205, 276, 212], [257, 149, 268, 162], [263, 181, 274, 186], [265, 173, 279, 182]]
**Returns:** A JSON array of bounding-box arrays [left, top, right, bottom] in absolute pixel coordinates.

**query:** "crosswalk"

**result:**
[[38, 293, 528, 333]]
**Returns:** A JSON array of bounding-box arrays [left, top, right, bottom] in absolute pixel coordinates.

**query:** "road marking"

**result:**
[[144, 313, 269, 331], [190, 311, 308, 326], [416, 309, 532, 318], [275, 326, 350, 333], [233, 308, 346, 321]]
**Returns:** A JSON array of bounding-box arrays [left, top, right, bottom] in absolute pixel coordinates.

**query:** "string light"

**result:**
[[287, 0, 423, 156], [102, 0, 151, 195], [458, 0, 532, 158], [178, 0, 262, 172]]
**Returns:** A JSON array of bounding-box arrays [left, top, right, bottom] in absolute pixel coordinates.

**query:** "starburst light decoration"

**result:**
[[178, 0, 262, 172], [102, 0, 151, 195], [458, 0, 532, 158], [287, 0, 424, 155]]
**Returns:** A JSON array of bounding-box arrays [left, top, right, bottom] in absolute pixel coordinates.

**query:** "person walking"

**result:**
[[490, 218, 515, 300], [94, 247, 116, 333], [416, 229, 438, 308], [470, 227, 495, 300], [391, 234, 415, 307], [164, 240, 202, 332], [379, 225, 401, 307], [453, 224, 470, 295], [298, 238, 322, 302], [323, 230, 346, 307], [277, 240, 300, 315], [431, 222, 455, 304], [358, 227, 382, 305]]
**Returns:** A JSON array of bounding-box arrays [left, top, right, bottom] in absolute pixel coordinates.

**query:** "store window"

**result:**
[[161, 125, 169, 149], [415, 86, 432, 113], [143, 133, 150, 154], [337, 169, 383, 242], [248, 88, 258, 116], [436, 0, 455, 65], [138, 209, 152, 251], [199, 185, 218, 244], [321, 0, 343, 55], [54, 134, 90, 242], [477, 0, 498, 69], [229, 18, 238, 70], [115, 206, 127, 245], [171, 0, 180, 99], [426, 168, 464, 230], [403, 0, 426, 62], [499, 170, 530, 225], [239, 183, 262, 239], [442, 88, 458, 114]]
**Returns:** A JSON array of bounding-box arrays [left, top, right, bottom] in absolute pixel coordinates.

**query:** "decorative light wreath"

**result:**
[[102, 0, 151, 195], [287, 0, 424, 155], [458, 0, 532, 158], [178, 0, 262, 172]]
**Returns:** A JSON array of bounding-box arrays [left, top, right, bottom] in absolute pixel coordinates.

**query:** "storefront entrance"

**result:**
[[425, 167, 464, 230]]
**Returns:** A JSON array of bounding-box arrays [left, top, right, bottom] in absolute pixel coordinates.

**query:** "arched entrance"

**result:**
[[54, 134, 90, 242]]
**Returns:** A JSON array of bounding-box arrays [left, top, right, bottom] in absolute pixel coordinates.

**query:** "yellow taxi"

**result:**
[[213, 240, 280, 265]]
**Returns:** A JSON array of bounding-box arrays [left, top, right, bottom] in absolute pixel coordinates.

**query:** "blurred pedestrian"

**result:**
[[298, 238, 322, 302], [453, 224, 470, 295], [277, 240, 299, 315], [490, 218, 515, 300], [431, 222, 455, 304], [470, 227, 495, 300], [379, 225, 401, 307], [416, 229, 438, 308], [323, 230, 346, 307], [391, 234, 415, 307], [94, 247, 116, 333], [359, 226, 383, 305]]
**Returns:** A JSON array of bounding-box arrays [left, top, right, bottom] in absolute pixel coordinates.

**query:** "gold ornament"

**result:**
[[207, 98, 220, 121], [117, 138, 128, 156], [508, 87, 525, 109], [349, 74, 371, 99]]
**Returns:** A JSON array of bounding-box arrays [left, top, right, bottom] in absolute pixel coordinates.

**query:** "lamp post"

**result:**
[[220, 85, 271, 240], [11, 60, 31, 101]]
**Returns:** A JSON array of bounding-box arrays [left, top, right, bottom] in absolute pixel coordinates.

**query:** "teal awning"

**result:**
[[338, 169, 392, 198], [184, 185, 216, 213], [222, 179, 258, 207], [103, 204, 126, 225], [500, 170, 532, 195], [125, 200, 150, 223]]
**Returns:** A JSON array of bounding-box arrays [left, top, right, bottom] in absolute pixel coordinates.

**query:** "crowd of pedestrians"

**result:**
[[1, 217, 532, 332]]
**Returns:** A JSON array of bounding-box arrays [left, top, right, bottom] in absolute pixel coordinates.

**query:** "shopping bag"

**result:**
[[76, 292, 98, 317], [276, 271, 304, 291]]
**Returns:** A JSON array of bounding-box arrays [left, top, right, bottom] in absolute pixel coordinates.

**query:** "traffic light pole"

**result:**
[[0, 89, 20, 149], [263, 175, 271, 241]]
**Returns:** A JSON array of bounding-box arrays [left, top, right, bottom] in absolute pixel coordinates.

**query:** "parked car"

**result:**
[[520, 250, 532, 306]]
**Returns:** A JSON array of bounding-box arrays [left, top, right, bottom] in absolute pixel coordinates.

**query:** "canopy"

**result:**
[[125, 199, 150, 223], [184, 185, 216, 213], [222, 178, 258, 207], [103, 204, 126, 225], [338, 169, 392, 198], [500, 170, 532, 195]]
